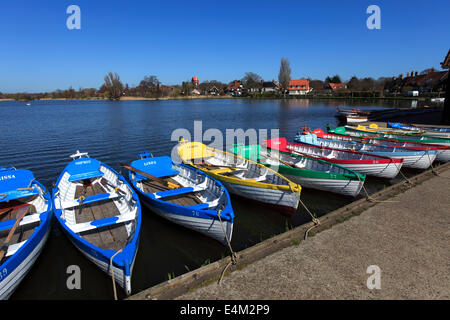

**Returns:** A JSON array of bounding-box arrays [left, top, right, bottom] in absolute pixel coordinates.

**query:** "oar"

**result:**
[[100, 179, 126, 196], [120, 163, 180, 189], [0, 205, 30, 261], [0, 208, 13, 217]]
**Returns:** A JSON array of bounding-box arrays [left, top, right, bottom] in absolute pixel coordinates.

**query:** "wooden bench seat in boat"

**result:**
[[0, 204, 40, 263], [141, 178, 202, 207], [69, 213, 135, 233], [0, 214, 41, 233], [153, 183, 208, 199], [72, 181, 128, 251], [61, 191, 123, 209]]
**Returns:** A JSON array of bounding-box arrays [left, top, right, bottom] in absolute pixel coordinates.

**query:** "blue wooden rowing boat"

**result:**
[[127, 152, 234, 245], [387, 122, 450, 137], [0, 167, 52, 299], [52, 151, 141, 296]]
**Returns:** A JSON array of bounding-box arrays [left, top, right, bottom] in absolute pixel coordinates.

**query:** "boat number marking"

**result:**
[[0, 175, 16, 181], [0, 268, 7, 281]]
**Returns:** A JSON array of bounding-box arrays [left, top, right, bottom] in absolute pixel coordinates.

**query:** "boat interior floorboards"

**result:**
[[141, 178, 202, 207], [74, 180, 128, 251], [0, 202, 38, 264]]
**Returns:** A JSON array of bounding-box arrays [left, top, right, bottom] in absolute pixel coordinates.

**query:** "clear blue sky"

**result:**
[[0, 0, 449, 93]]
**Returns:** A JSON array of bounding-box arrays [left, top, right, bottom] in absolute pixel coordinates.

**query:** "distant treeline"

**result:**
[[1, 67, 447, 101]]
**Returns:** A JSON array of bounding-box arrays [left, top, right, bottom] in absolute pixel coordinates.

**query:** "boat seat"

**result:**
[[0, 213, 41, 232], [154, 187, 194, 198], [61, 192, 122, 210], [153, 184, 208, 199], [5, 240, 27, 258], [208, 168, 233, 174], [69, 213, 135, 234]]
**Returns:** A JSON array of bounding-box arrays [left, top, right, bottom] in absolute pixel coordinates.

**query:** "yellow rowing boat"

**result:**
[[176, 139, 301, 215]]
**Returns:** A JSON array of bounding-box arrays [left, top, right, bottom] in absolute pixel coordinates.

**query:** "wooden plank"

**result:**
[[75, 186, 104, 246], [91, 182, 128, 251], [141, 179, 201, 207]]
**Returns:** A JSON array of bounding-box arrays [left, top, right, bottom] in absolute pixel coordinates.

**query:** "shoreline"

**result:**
[[0, 96, 443, 102]]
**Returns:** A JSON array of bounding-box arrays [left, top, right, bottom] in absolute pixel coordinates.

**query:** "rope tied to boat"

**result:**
[[426, 150, 440, 176], [355, 172, 399, 203], [392, 161, 412, 187], [110, 249, 123, 300], [288, 183, 320, 240], [217, 209, 237, 285]]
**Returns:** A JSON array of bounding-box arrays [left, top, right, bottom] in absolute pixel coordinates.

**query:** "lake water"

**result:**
[[0, 98, 421, 299]]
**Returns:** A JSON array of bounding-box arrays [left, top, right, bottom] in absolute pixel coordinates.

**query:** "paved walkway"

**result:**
[[177, 169, 450, 300]]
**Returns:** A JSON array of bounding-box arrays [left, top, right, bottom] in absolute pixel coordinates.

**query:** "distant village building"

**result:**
[[191, 88, 202, 95], [226, 80, 246, 96], [192, 76, 199, 86], [261, 80, 280, 93], [327, 83, 347, 91], [207, 85, 220, 95], [402, 69, 447, 93], [288, 79, 312, 95], [407, 90, 419, 97]]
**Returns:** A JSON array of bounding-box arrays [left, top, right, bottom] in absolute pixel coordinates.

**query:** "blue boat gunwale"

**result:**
[[53, 160, 141, 273], [387, 122, 450, 133], [0, 178, 53, 285], [128, 157, 234, 223]]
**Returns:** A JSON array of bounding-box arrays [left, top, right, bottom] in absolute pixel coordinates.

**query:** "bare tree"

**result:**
[[103, 72, 124, 100], [278, 58, 291, 97], [242, 72, 263, 91]]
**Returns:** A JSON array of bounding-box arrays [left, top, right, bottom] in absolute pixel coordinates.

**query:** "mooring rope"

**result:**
[[392, 161, 412, 186], [288, 184, 320, 240], [217, 209, 237, 285], [110, 249, 123, 300], [355, 172, 399, 203], [426, 150, 440, 176]]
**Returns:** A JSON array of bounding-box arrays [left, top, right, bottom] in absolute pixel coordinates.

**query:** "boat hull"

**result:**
[[53, 159, 141, 297], [336, 161, 401, 179], [360, 151, 435, 170], [0, 218, 51, 300], [284, 174, 363, 197], [60, 225, 138, 296], [222, 181, 299, 215], [140, 196, 233, 245], [435, 149, 450, 162]]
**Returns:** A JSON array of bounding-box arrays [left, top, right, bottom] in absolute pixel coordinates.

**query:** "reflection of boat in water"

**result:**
[[26, 103, 31, 106], [335, 106, 443, 124], [430, 98, 445, 103]]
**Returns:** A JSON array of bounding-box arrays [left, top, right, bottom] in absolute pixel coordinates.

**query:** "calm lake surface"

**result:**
[[0, 98, 422, 299]]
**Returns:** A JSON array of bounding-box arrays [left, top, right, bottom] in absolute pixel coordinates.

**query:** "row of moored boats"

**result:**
[[1, 121, 449, 298]]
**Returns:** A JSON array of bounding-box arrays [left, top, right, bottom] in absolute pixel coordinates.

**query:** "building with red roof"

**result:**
[[288, 79, 312, 95], [328, 83, 347, 91]]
